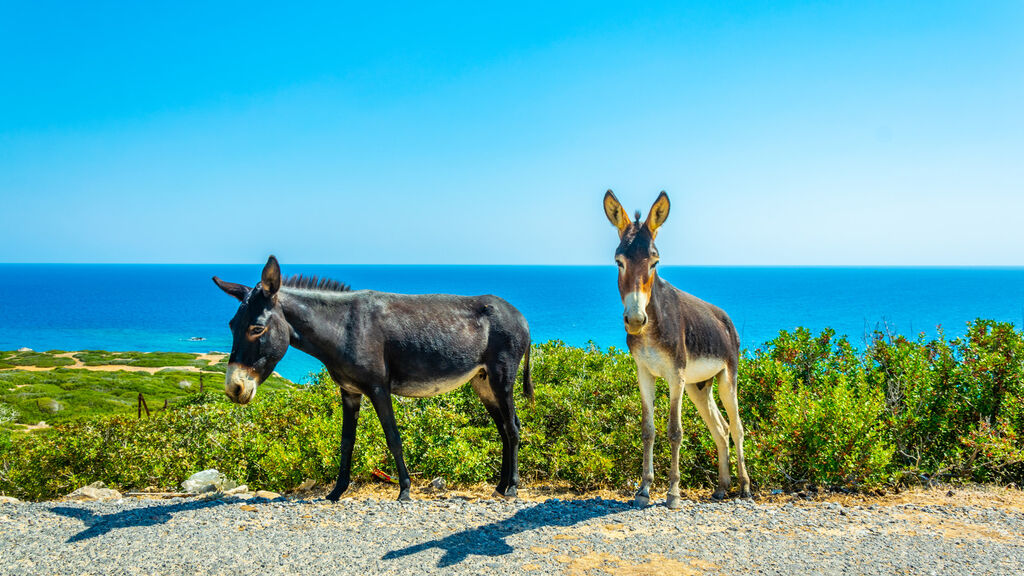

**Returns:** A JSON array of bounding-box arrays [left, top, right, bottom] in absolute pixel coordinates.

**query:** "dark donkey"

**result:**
[[603, 191, 751, 507], [213, 256, 532, 501]]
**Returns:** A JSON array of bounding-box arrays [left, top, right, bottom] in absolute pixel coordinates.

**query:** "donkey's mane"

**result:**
[[283, 274, 351, 293]]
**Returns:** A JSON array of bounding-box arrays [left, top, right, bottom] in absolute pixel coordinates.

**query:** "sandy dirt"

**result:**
[[292, 480, 1024, 513]]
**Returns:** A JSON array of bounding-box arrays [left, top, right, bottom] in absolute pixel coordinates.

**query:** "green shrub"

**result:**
[[0, 351, 75, 369], [3, 323, 1024, 500]]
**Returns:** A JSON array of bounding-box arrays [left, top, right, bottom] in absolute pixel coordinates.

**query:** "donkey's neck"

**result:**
[[645, 274, 669, 328], [277, 289, 354, 365]]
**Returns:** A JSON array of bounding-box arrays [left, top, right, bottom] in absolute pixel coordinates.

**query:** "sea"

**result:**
[[1, 265, 1023, 383]]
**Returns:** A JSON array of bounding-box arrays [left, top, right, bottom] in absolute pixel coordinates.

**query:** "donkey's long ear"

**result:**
[[603, 190, 631, 236], [212, 277, 250, 302], [261, 255, 282, 297], [644, 191, 670, 236]]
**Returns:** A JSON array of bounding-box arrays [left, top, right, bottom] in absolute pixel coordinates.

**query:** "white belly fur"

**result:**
[[633, 345, 725, 383], [394, 365, 485, 398]]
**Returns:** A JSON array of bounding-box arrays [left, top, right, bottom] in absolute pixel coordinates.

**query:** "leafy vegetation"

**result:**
[[0, 350, 75, 369], [72, 350, 215, 368], [1, 320, 1023, 500], [0, 354, 292, 427]]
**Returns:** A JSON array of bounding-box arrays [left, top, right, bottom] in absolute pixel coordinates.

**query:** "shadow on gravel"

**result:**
[[50, 499, 227, 543], [382, 498, 633, 568]]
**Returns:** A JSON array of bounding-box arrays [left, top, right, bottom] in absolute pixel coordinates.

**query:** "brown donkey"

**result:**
[[603, 191, 751, 507]]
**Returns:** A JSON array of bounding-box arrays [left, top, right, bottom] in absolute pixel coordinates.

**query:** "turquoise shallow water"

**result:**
[[1, 264, 1023, 382]]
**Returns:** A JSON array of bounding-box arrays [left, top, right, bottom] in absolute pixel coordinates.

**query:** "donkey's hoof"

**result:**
[[491, 489, 504, 499], [397, 490, 412, 502], [666, 494, 682, 510], [634, 494, 650, 507], [711, 489, 727, 501], [740, 489, 753, 499], [325, 489, 344, 502], [503, 486, 518, 501]]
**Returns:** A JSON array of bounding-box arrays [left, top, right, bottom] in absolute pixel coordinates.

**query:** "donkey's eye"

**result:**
[[616, 260, 625, 269], [248, 325, 267, 337]]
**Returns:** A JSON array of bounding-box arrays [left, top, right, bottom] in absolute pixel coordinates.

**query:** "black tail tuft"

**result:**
[[522, 343, 534, 402]]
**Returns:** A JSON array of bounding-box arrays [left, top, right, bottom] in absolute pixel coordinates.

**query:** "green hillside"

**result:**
[[0, 350, 294, 428]]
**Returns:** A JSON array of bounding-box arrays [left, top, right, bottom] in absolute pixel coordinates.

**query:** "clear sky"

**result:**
[[1, 1, 1022, 265]]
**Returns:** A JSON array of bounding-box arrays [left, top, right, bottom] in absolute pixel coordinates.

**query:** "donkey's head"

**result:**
[[212, 255, 291, 404], [603, 190, 670, 335]]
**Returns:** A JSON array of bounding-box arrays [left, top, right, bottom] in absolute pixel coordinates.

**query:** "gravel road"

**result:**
[[2, 488, 1023, 575]]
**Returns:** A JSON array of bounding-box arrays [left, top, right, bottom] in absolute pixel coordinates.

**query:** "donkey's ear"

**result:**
[[603, 190, 630, 236], [261, 255, 282, 297], [212, 277, 250, 302], [645, 191, 670, 235]]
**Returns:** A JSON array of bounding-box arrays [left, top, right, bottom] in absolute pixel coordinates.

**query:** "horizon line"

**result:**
[[2, 262, 1024, 269]]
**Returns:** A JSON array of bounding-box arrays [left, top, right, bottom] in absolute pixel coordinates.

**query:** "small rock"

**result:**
[[67, 481, 122, 501], [946, 490, 955, 497], [0, 496, 19, 504], [255, 490, 281, 500], [224, 485, 249, 496], [16, 347, 32, 352], [430, 477, 447, 491], [295, 479, 316, 491]]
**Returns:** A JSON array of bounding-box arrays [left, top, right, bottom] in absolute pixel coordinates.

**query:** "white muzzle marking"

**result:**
[[225, 363, 259, 405], [623, 290, 649, 334]]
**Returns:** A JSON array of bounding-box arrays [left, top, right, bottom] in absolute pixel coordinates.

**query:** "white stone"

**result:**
[[181, 469, 238, 493]]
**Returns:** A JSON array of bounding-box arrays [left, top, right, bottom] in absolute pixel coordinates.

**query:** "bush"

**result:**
[[3, 321, 1024, 500], [741, 329, 893, 489]]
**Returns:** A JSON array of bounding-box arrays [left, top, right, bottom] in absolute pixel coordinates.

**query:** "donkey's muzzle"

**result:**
[[622, 291, 649, 335], [225, 363, 259, 405], [624, 313, 648, 335]]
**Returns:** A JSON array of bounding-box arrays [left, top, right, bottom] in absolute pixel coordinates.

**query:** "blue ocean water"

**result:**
[[1, 265, 1023, 383]]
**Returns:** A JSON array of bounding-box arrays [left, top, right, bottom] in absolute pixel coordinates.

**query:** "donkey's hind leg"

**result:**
[[487, 356, 523, 499], [685, 379, 732, 500], [717, 367, 751, 497], [472, 372, 512, 497]]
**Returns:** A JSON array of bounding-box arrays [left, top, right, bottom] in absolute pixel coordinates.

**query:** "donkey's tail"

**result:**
[[522, 342, 534, 402]]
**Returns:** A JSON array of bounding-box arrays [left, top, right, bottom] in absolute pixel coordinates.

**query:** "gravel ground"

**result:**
[[2, 488, 1023, 575]]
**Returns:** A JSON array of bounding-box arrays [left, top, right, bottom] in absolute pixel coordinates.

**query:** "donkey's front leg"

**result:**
[[666, 377, 685, 509], [368, 388, 412, 501], [634, 367, 657, 506], [327, 392, 362, 502]]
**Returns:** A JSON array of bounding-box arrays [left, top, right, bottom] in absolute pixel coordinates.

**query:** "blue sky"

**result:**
[[1, 1, 1022, 265]]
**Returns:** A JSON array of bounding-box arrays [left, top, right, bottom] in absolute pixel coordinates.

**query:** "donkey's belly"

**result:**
[[392, 365, 485, 398], [683, 357, 727, 383]]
